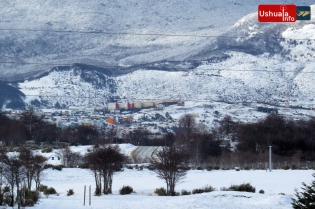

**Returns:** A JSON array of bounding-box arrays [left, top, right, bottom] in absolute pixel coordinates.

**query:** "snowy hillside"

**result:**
[[17, 51, 315, 108], [18, 66, 117, 107], [0, 0, 309, 80]]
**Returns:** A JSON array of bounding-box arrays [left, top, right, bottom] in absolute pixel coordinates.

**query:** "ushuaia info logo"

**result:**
[[258, 5, 296, 22]]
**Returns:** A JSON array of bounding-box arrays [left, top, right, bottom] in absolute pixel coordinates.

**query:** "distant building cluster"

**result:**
[[107, 100, 182, 111], [256, 106, 278, 114], [1, 100, 179, 132]]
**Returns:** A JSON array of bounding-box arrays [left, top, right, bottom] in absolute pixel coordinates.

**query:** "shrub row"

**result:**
[[154, 185, 216, 197], [44, 164, 64, 171], [92, 183, 264, 197], [185, 165, 315, 171], [41, 147, 53, 153], [154, 187, 167, 196], [125, 164, 315, 172], [192, 185, 216, 194], [221, 183, 255, 193], [125, 165, 151, 170]]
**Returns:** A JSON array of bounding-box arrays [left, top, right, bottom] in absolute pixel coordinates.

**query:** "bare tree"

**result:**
[[151, 144, 190, 196], [219, 115, 235, 136], [178, 114, 197, 142], [18, 148, 34, 191], [0, 151, 10, 206], [18, 148, 47, 192], [19, 109, 43, 142], [7, 120, 29, 146], [58, 146, 81, 167], [2, 155, 25, 208], [84, 150, 102, 195], [105, 128, 117, 144], [85, 145, 126, 195], [33, 155, 47, 194]]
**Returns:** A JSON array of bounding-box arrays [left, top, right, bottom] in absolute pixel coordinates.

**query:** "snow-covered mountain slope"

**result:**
[[0, 0, 308, 81], [16, 50, 315, 108], [192, 5, 315, 59], [9, 3, 315, 108], [0, 81, 25, 109], [115, 8, 315, 105], [18, 66, 117, 107]]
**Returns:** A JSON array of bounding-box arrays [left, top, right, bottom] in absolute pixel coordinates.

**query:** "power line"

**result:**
[[0, 93, 94, 98], [0, 27, 315, 41], [0, 61, 315, 73]]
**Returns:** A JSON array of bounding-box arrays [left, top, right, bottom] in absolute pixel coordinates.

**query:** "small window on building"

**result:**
[[52, 157, 54, 160], [58, 157, 60, 160]]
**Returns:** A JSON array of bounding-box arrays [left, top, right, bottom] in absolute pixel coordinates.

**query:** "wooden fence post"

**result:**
[[84, 185, 86, 206], [89, 185, 91, 206]]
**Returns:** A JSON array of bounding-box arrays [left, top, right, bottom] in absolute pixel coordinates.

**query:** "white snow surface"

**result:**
[[36, 168, 313, 209]]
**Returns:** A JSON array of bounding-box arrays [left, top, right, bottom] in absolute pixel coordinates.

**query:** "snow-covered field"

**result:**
[[25, 144, 314, 208], [36, 168, 313, 209]]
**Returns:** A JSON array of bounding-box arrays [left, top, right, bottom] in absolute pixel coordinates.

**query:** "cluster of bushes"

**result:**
[[39, 184, 57, 197], [67, 189, 74, 196], [20, 188, 39, 207], [41, 147, 53, 153], [44, 164, 64, 171], [221, 183, 256, 193], [134, 165, 144, 170], [119, 186, 133, 195], [154, 187, 167, 196], [192, 185, 216, 194], [155, 185, 216, 197], [179, 185, 217, 196], [125, 165, 134, 170], [181, 190, 191, 195], [125, 164, 150, 171], [78, 163, 89, 169]]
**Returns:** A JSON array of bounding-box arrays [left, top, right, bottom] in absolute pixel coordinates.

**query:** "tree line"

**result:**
[[234, 114, 315, 161], [1, 110, 315, 163], [0, 110, 172, 146]]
